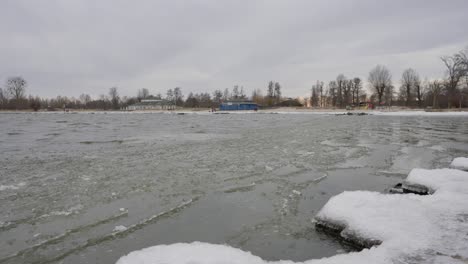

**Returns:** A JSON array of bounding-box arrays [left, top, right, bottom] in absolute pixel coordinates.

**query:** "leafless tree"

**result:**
[[6, 76, 27, 101], [267, 81, 274, 98], [0, 88, 6, 105], [6, 76, 27, 109], [384, 85, 395, 107], [328, 81, 337, 107], [336, 74, 346, 108], [343, 79, 353, 106], [173, 87, 183, 106], [315, 81, 324, 107], [274, 82, 281, 103], [352, 77, 362, 105], [232, 85, 240, 100], [223, 88, 230, 101], [79, 93, 92, 108], [109, 87, 120, 110], [166, 88, 174, 103], [400, 68, 418, 107], [429, 80, 443, 108], [252, 89, 264, 105], [413, 73, 423, 108], [441, 54, 466, 108], [311, 82, 321, 107], [212, 90, 223, 103], [239, 86, 246, 100], [368, 65, 392, 105], [137, 88, 150, 101]]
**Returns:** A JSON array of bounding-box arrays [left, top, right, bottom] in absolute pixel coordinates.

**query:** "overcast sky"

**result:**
[[1, 0, 467, 98]]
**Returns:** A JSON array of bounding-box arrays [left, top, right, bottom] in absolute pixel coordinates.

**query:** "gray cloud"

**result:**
[[1, 0, 467, 98]]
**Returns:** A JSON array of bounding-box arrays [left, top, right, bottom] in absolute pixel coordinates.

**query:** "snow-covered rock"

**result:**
[[450, 157, 468, 171]]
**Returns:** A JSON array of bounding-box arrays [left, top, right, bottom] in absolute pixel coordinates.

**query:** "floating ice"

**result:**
[[113, 225, 127, 232], [116, 161, 468, 264], [450, 157, 468, 171], [292, 190, 301, 196], [0, 182, 26, 191]]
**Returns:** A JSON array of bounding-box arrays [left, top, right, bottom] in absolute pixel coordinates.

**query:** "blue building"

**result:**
[[219, 101, 258, 111]]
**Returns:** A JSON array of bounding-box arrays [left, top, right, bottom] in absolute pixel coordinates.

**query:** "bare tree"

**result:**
[[29, 95, 41, 111], [429, 80, 443, 108], [336, 74, 346, 108], [223, 88, 230, 101], [313, 81, 324, 107], [239, 86, 246, 100], [232, 85, 240, 100], [0, 88, 6, 108], [274, 82, 281, 103], [6, 76, 27, 109], [400, 68, 418, 107], [311, 83, 319, 107], [79, 94, 92, 108], [328, 81, 337, 107], [343, 79, 353, 107], [212, 89, 223, 103], [368, 65, 392, 105], [173, 87, 183, 106], [441, 54, 466, 108], [166, 88, 174, 103], [352, 77, 362, 106], [267, 81, 274, 98], [6, 76, 27, 101], [384, 85, 395, 107], [137, 88, 150, 101], [413, 73, 424, 108], [109, 87, 120, 110]]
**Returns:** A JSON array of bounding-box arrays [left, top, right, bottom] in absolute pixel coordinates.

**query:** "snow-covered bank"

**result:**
[[116, 158, 468, 264], [2, 110, 468, 116]]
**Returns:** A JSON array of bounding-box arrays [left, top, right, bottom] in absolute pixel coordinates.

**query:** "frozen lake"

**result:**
[[0, 112, 467, 264]]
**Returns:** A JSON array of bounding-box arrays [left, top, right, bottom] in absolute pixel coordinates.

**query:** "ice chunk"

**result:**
[[292, 190, 301, 195], [116, 242, 267, 264], [404, 168, 468, 193], [0, 182, 26, 191], [450, 157, 468, 171], [113, 225, 127, 232], [315, 167, 468, 262]]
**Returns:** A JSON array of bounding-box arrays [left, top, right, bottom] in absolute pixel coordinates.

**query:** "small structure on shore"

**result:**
[[219, 101, 258, 111], [125, 99, 175, 111]]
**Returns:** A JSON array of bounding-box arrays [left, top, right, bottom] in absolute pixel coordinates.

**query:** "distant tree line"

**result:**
[[1, 46, 467, 111], [309, 76, 364, 108], [308, 46, 468, 109]]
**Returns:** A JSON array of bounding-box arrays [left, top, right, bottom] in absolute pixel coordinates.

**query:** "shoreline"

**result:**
[[1, 107, 468, 113]]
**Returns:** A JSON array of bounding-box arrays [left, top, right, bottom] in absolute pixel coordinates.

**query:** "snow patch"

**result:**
[[450, 157, 468, 171]]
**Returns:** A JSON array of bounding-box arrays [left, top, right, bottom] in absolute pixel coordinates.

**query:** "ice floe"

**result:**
[[116, 157, 468, 264], [113, 225, 128, 232], [0, 182, 26, 191]]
